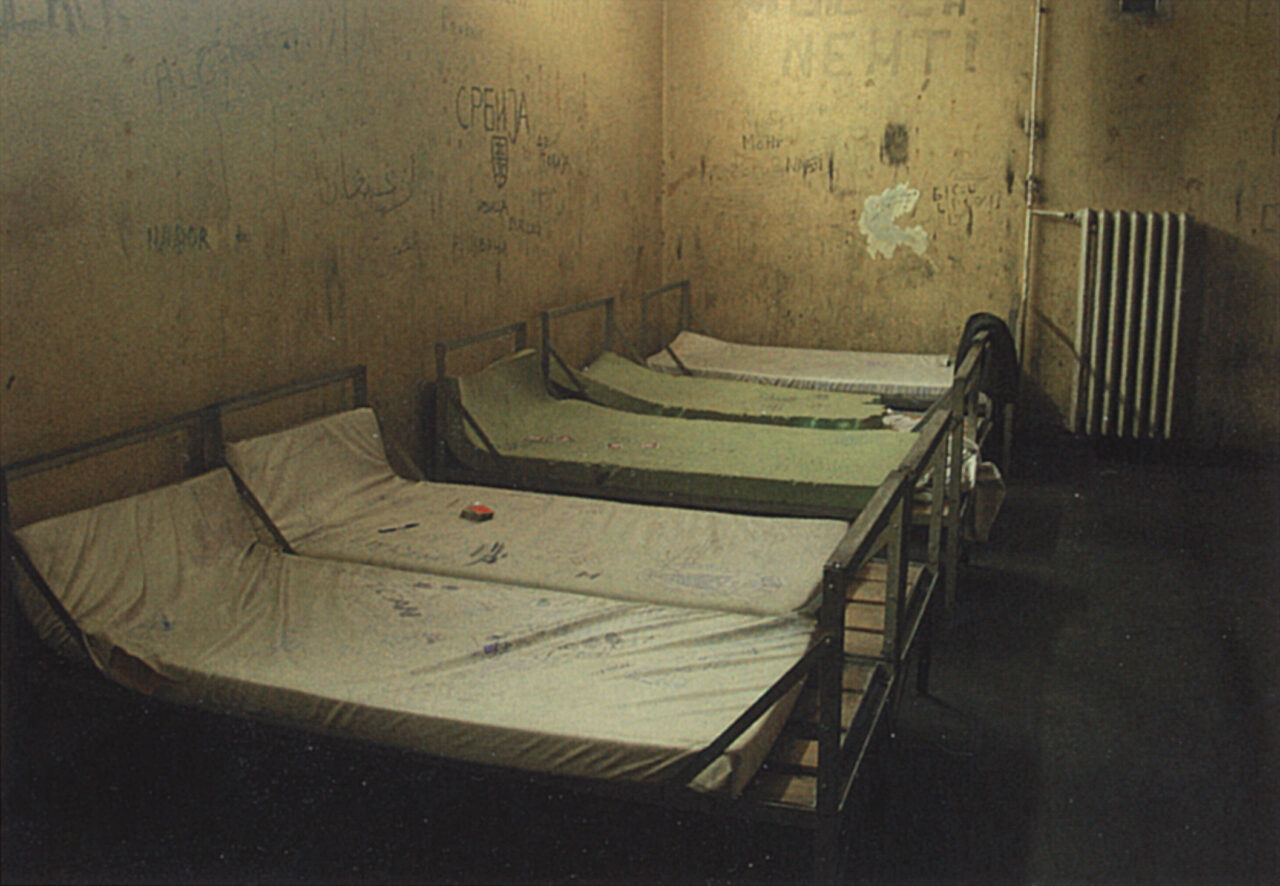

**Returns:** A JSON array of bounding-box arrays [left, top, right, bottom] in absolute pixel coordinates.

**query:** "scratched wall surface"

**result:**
[[661, 0, 1027, 357], [0, 0, 662, 469], [1028, 0, 1280, 452]]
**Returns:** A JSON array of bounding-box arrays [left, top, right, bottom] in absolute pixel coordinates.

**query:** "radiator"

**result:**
[[1070, 210, 1188, 439]]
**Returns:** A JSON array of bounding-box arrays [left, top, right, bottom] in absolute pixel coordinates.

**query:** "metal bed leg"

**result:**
[[944, 421, 964, 614], [915, 604, 933, 697], [1002, 402, 1015, 477]]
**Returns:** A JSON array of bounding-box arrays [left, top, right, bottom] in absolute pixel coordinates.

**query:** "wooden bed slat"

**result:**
[[746, 771, 818, 808]]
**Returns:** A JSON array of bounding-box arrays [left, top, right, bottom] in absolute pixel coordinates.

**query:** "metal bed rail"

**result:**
[[539, 294, 654, 397], [637, 279, 695, 369], [433, 320, 528, 383], [942, 337, 986, 609], [428, 323, 530, 480]]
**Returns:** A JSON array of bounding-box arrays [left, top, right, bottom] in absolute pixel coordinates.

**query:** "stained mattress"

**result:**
[[553, 350, 885, 429], [225, 408, 847, 616], [648, 331, 954, 401], [14, 469, 815, 795], [443, 350, 917, 517]]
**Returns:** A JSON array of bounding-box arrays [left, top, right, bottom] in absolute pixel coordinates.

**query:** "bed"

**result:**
[[429, 344, 919, 520], [538, 296, 887, 429], [636, 280, 1017, 472], [217, 367, 942, 655], [223, 406, 845, 617], [651, 330, 953, 404], [1, 388, 946, 882]]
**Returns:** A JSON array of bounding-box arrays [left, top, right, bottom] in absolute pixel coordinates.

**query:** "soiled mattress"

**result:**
[[443, 350, 917, 517], [225, 408, 847, 616], [648, 331, 954, 401], [553, 351, 885, 429], [14, 469, 814, 795]]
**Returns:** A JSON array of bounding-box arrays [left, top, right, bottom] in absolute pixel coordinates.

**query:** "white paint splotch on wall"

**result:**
[[859, 183, 929, 259]]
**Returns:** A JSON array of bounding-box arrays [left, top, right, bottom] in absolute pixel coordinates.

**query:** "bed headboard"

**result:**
[[1, 408, 214, 665], [433, 321, 528, 383], [1, 409, 214, 532], [2, 363, 368, 602], [211, 366, 367, 458], [636, 280, 695, 357], [539, 295, 649, 398]]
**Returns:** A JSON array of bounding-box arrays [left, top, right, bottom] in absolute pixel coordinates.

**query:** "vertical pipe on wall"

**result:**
[[1015, 0, 1047, 363], [660, 2, 668, 286]]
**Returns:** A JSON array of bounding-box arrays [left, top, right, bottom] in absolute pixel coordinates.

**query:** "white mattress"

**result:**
[[15, 469, 814, 795], [224, 408, 848, 617], [648, 331, 954, 400]]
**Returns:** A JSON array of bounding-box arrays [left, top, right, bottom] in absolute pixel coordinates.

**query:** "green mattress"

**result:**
[[438, 350, 917, 518], [550, 350, 886, 429]]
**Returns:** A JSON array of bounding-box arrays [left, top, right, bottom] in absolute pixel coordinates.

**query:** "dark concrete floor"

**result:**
[[3, 439, 1278, 884]]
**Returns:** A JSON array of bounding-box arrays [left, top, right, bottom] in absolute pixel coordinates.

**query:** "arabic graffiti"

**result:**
[[316, 152, 419, 215]]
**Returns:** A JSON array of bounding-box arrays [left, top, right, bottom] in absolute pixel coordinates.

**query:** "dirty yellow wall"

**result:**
[[662, 0, 1280, 454], [661, 0, 1028, 355], [1028, 1, 1280, 452], [0, 0, 662, 469], [3, 0, 1277, 472]]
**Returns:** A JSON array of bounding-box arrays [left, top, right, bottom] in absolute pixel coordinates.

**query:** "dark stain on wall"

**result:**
[[880, 123, 909, 166]]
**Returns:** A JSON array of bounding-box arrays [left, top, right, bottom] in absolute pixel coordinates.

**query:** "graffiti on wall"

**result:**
[[146, 223, 210, 255], [782, 28, 978, 80], [455, 85, 531, 189]]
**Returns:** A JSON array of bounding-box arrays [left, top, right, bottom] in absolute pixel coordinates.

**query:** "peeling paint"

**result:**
[[859, 183, 928, 259]]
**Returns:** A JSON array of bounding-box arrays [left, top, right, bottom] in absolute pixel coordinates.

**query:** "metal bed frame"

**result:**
[[1, 365, 956, 883], [638, 279, 1015, 472]]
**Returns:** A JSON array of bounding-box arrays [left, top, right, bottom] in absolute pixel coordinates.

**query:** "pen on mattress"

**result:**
[[376, 522, 420, 534]]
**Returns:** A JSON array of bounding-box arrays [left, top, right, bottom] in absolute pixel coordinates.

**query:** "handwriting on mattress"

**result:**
[[466, 541, 507, 565], [648, 569, 784, 594], [377, 522, 421, 534], [374, 587, 423, 618]]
